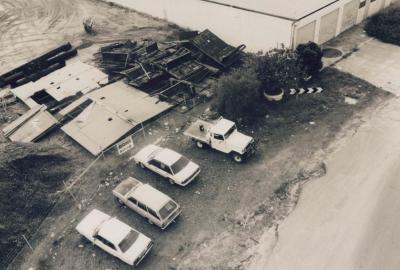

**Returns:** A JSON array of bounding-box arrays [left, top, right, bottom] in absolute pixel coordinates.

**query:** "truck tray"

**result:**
[[184, 119, 214, 142]]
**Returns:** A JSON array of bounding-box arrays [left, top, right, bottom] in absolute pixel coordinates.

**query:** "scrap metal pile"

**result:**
[[99, 29, 245, 105], [0, 43, 77, 89], [1, 30, 245, 156]]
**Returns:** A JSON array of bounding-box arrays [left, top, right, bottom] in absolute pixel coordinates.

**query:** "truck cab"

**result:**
[[185, 118, 256, 163], [207, 119, 249, 154]]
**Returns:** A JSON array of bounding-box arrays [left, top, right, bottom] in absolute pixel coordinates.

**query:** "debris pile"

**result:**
[[1, 30, 246, 155], [0, 43, 77, 89], [98, 29, 245, 104]]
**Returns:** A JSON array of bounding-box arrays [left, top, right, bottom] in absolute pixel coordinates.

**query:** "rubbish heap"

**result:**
[[98, 29, 245, 104], [0, 43, 77, 89]]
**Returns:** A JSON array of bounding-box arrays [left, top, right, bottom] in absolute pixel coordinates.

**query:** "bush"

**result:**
[[254, 47, 307, 95], [215, 68, 261, 122], [296, 42, 323, 77], [365, 7, 400, 45]]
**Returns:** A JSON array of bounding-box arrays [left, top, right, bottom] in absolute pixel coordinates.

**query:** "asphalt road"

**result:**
[[249, 39, 400, 270]]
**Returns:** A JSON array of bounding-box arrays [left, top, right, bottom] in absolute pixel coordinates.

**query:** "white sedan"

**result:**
[[76, 209, 153, 266], [133, 144, 200, 186]]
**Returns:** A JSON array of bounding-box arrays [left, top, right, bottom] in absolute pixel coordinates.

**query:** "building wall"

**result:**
[[104, 0, 293, 52], [294, 0, 392, 47], [105, 0, 392, 51]]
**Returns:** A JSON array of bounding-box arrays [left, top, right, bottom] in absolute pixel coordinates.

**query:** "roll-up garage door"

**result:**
[[342, 0, 359, 32], [295, 21, 316, 46], [319, 9, 339, 44]]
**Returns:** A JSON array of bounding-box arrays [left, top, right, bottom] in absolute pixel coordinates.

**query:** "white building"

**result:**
[[107, 0, 392, 51]]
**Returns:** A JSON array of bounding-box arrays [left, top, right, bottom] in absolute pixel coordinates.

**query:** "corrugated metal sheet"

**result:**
[[62, 81, 172, 156], [11, 61, 108, 106], [3, 105, 58, 142]]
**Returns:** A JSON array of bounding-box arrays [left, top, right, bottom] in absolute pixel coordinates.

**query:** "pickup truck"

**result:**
[[184, 118, 256, 163]]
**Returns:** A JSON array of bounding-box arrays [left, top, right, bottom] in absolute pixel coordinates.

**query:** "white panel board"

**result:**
[[319, 8, 339, 44], [295, 21, 316, 46], [341, 0, 359, 32]]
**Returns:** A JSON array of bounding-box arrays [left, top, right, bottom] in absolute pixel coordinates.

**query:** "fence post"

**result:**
[[63, 181, 78, 205], [141, 123, 146, 138], [22, 235, 34, 252]]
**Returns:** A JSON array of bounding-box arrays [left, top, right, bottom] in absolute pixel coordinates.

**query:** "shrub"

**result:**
[[215, 68, 261, 122], [365, 7, 400, 45], [296, 42, 323, 77], [254, 47, 307, 95]]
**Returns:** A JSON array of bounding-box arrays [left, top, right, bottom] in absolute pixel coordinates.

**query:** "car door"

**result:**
[[127, 197, 140, 213], [136, 200, 150, 220], [158, 162, 173, 178], [147, 207, 162, 227], [211, 133, 229, 153], [147, 159, 163, 175], [94, 235, 120, 258]]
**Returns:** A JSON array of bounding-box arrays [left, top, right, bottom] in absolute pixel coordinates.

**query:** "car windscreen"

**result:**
[[119, 230, 140, 253], [159, 200, 178, 220], [171, 156, 190, 174], [224, 125, 236, 138]]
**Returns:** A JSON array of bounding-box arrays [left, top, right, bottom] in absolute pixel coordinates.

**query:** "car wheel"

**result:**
[[196, 141, 204, 149], [138, 162, 145, 169], [232, 153, 243, 163], [169, 178, 175, 185]]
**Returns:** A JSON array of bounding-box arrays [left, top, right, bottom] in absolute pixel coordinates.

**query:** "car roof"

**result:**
[[98, 217, 133, 245], [210, 118, 235, 135], [132, 184, 171, 212], [113, 177, 142, 197], [154, 148, 181, 166]]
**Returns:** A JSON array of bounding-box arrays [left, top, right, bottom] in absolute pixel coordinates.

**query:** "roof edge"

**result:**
[[199, 0, 296, 21], [295, 0, 339, 21]]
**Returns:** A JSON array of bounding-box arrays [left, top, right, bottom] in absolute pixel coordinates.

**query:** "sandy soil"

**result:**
[[0, 0, 179, 74]]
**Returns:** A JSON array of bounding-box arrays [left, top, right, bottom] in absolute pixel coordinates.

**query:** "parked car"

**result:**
[[133, 144, 200, 186], [184, 117, 256, 163], [76, 209, 153, 266], [113, 177, 181, 229]]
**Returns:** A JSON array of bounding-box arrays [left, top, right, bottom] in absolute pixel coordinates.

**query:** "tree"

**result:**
[[215, 68, 261, 122], [254, 47, 307, 95], [365, 7, 400, 45], [296, 42, 323, 78]]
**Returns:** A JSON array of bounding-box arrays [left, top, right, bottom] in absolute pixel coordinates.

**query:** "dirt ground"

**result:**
[[0, 0, 179, 267], [250, 37, 400, 270], [0, 1, 392, 270], [0, 0, 180, 74]]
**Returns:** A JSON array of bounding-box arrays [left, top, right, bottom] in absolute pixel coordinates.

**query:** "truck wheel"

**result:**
[[169, 178, 175, 185], [232, 153, 243, 163], [116, 198, 124, 205], [196, 141, 204, 149]]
